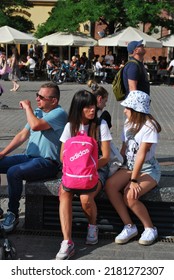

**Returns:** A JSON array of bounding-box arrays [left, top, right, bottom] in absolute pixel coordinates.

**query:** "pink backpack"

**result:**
[[62, 131, 99, 190]]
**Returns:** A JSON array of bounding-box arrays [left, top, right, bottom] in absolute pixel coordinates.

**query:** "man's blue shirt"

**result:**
[[25, 105, 67, 164], [123, 58, 150, 96]]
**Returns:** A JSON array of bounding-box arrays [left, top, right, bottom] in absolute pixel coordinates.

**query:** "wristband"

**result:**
[[129, 179, 138, 183]]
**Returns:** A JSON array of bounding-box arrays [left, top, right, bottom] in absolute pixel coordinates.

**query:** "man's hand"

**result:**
[[19, 100, 51, 131], [19, 100, 32, 110], [0, 152, 5, 160]]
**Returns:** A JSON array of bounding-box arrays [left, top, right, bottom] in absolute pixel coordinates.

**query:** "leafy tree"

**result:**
[[35, 0, 123, 37], [123, 0, 174, 34], [0, 0, 34, 32], [35, 0, 174, 38]]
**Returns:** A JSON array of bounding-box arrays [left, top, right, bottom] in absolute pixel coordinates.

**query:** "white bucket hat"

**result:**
[[120, 91, 150, 114]]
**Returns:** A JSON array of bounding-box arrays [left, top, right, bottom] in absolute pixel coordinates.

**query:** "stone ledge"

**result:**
[[24, 168, 174, 232], [25, 172, 174, 203]]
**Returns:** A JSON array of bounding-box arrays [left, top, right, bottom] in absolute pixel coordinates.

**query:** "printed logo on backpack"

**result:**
[[62, 131, 99, 190]]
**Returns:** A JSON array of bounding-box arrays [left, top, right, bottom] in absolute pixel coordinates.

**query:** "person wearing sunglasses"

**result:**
[[0, 82, 68, 232]]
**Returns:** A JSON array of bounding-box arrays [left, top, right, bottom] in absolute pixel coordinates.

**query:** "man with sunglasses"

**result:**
[[0, 82, 67, 232], [122, 40, 150, 97]]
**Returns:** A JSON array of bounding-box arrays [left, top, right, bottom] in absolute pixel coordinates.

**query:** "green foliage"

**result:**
[[35, 0, 174, 38], [123, 0, 174, 32], [35, 0, 121, 37], [1, 0, 32, 9], [6, 16, 34, 33], [0, 10, 8, 26], [0, 0, 33, 32]]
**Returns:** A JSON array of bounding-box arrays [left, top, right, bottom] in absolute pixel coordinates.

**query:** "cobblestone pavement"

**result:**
[[0, 80, 173, 157], [0, 80, 174, 260]]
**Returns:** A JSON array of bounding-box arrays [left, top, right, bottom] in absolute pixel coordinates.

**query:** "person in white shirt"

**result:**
[[87, 79, 112, 128], [167, 58, 174, 72], [56, 89, 112, 260], [22, 55, 36, 70], [105, 90, 161, 246], [95, 56, 107, 83], [105, 50, 114, 66]]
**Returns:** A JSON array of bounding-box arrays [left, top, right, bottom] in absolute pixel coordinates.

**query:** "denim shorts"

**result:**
[[140, 157, 161, 183], [98, 164, 110, 188]]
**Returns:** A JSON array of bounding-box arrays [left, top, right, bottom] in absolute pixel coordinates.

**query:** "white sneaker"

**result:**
[[86, 224, 99, 245], [115, 224, 138, 244], [56, 240, 75, 260], [139, 227, 158, 245]]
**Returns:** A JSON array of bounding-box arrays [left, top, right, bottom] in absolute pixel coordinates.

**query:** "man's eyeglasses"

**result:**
[[36, 92, 55, 101]]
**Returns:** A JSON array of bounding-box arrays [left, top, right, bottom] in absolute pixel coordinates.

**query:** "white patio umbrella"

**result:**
[[0, 25, 39, 57], [39, 31, 97, 47], [39, 31, 97, 60], [0, 25, 38, 45], [159, 34, 174, 47], [98, 26, 162, 48]]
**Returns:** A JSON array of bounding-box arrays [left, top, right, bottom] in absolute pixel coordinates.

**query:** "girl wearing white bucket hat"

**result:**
[[105, 90, 161, 246]]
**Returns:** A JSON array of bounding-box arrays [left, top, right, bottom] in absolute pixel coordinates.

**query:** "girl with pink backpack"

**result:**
[[56, 90, 112, 260]]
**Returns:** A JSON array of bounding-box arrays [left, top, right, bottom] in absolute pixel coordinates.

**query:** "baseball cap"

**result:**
[[120, 90, 150, 114], [127, 40, 144, 54]]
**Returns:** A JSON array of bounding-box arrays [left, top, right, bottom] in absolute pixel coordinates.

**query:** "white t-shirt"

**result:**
[[95, 61, 103, 70], [169, 59, 174, 68], [26, 58, 36, 69], [121, 120, 159, 169], [60, 119, 112, 143]]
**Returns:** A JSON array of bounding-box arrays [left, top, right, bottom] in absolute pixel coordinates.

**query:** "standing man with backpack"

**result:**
[[123, 40, 150, 97]]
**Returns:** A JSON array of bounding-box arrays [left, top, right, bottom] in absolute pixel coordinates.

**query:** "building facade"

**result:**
[[20, 0, 57, 30], [16, 1, 170, 63]]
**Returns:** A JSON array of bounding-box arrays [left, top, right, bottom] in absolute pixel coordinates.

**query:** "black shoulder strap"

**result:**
[[96, 117, 101, 142], [100, 110, 112, 129], [97, 118, 102, 156]]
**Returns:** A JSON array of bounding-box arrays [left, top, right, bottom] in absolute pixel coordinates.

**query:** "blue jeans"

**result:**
[[0, 154, 59, 216]]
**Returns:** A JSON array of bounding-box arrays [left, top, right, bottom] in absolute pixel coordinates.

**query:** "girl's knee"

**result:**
[[123, 192, 137, 208], [80, 195, 93, 210]]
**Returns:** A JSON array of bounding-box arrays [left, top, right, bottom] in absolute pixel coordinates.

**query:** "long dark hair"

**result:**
[[126, 109, 161, 134], [11, 46, 20, 61], [68, 90, 98, 138]]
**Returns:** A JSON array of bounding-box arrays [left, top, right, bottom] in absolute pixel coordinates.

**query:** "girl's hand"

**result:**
[[124, 181, 142, 199]]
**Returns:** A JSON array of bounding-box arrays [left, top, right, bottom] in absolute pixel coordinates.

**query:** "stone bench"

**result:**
[[25, 165, 174, 236]]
